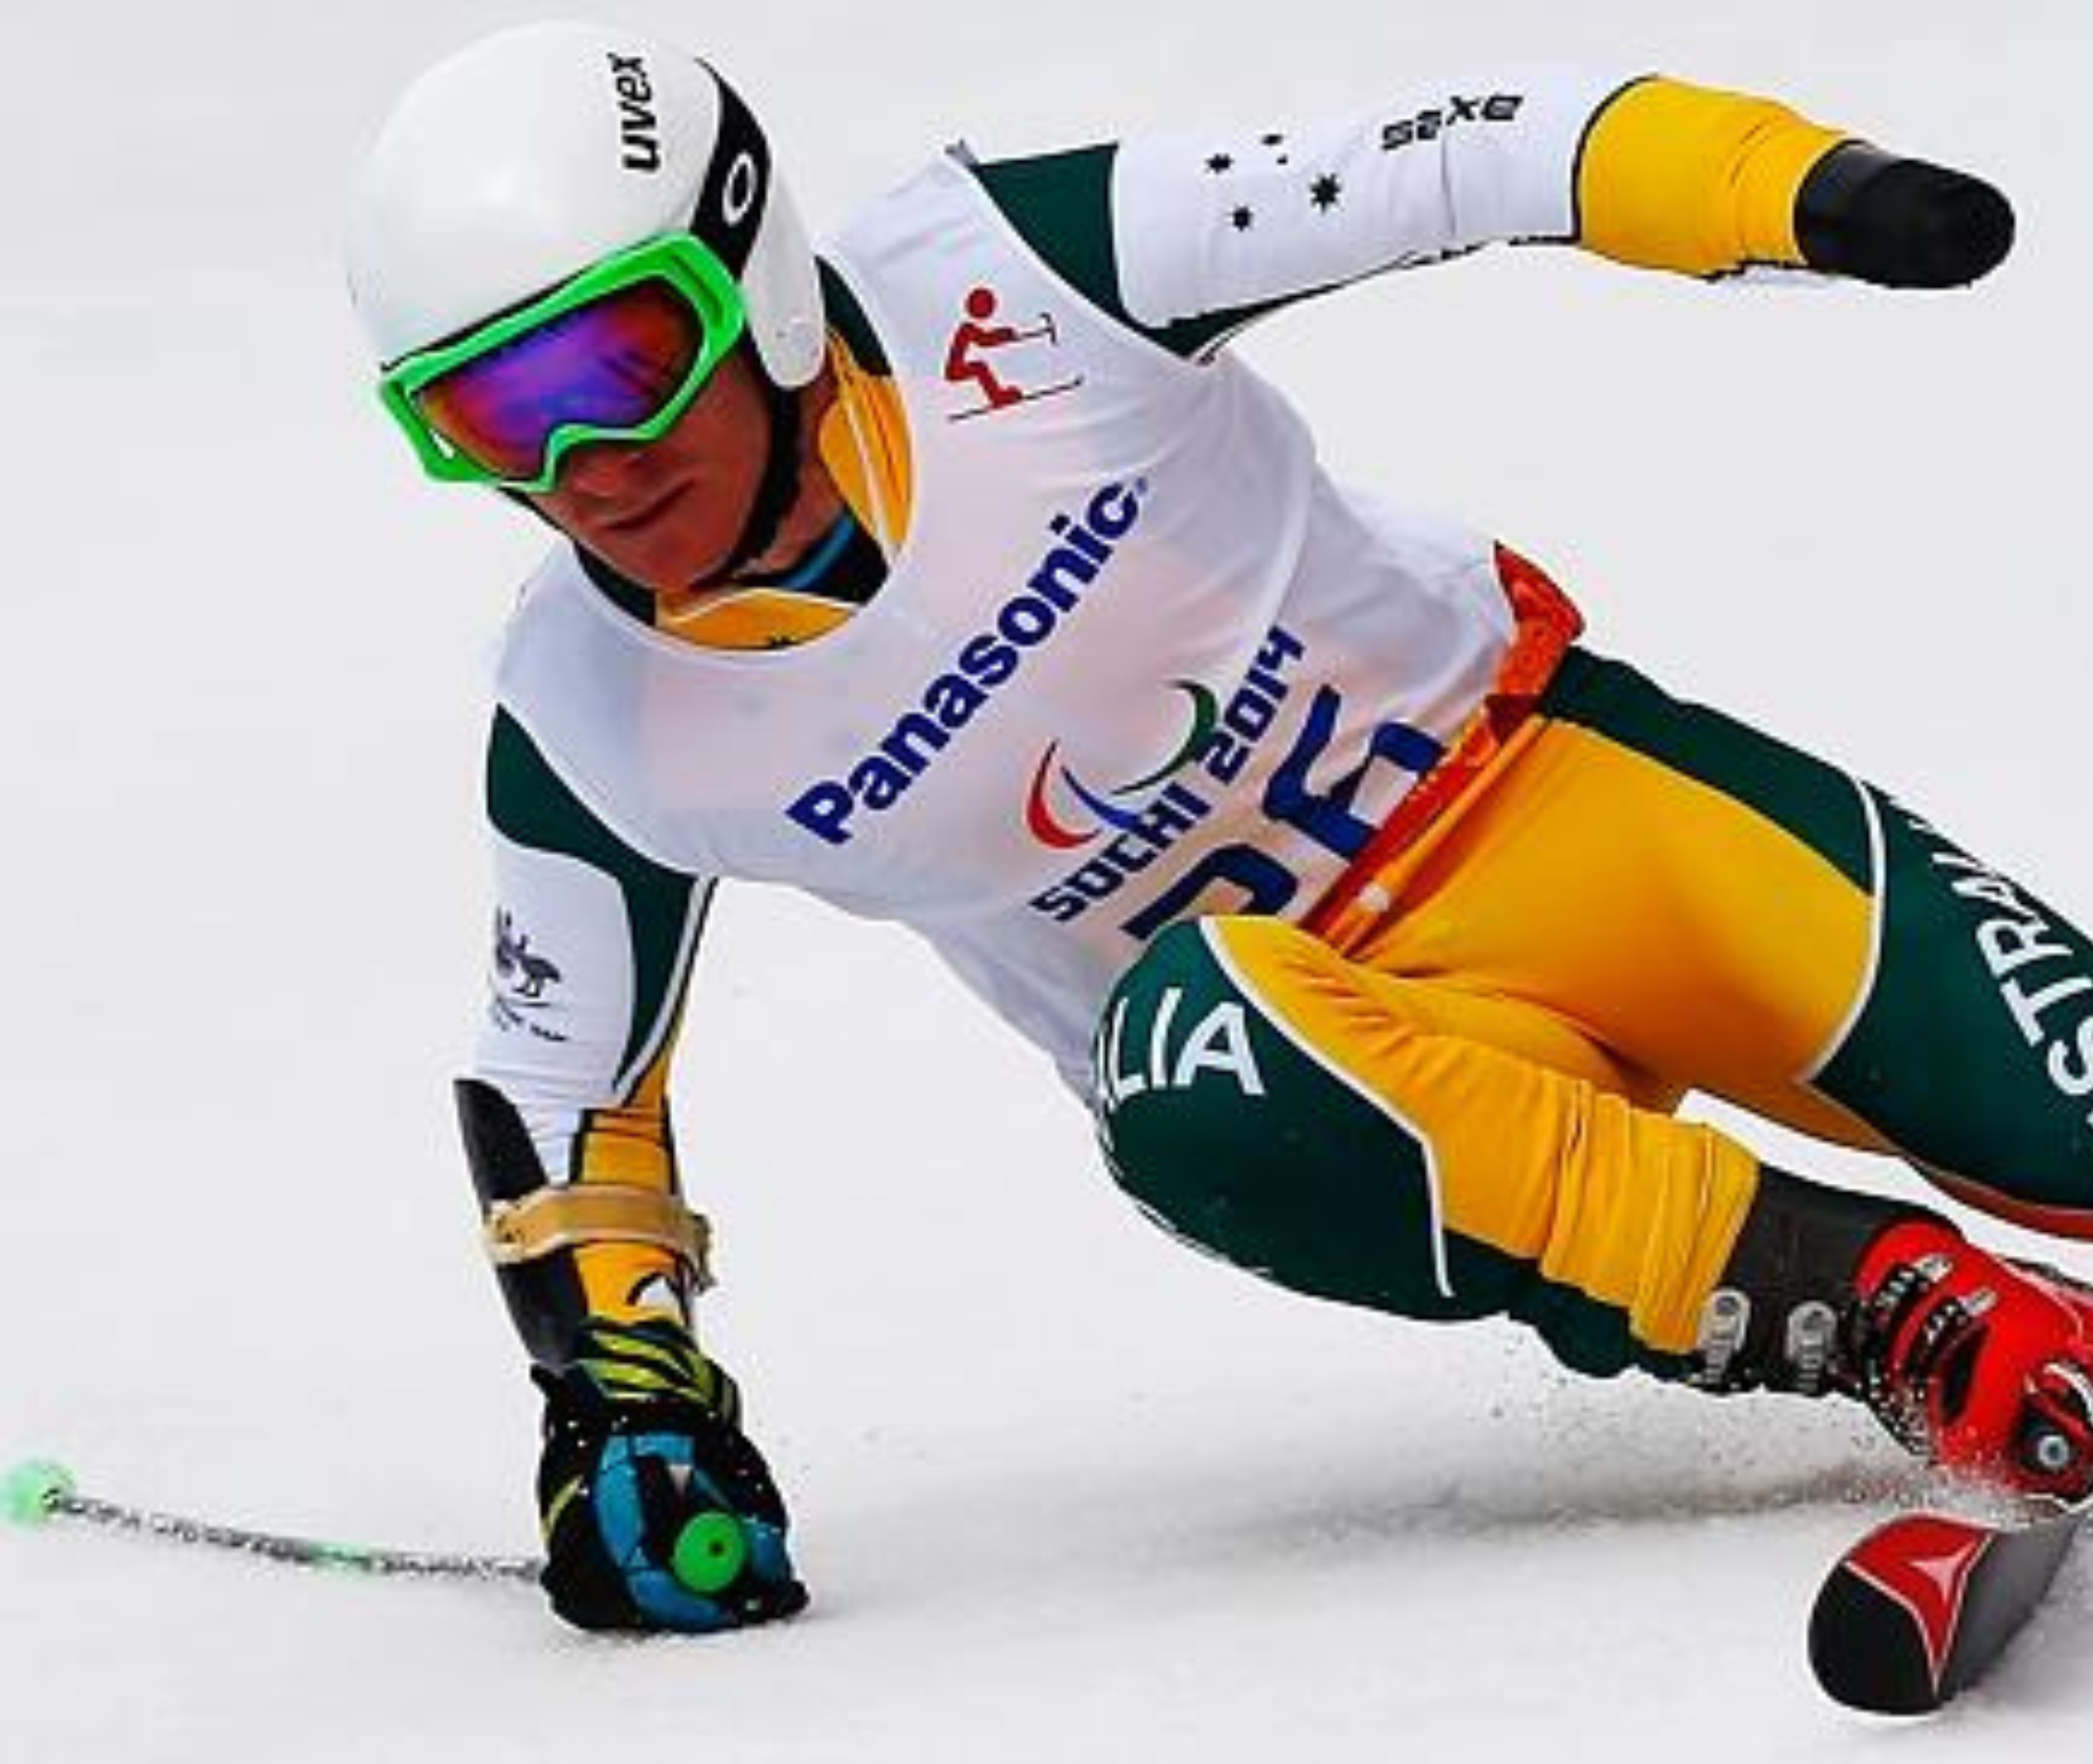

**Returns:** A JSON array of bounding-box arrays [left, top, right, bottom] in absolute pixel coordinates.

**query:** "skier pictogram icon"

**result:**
[[943, 284, 1083, 420]]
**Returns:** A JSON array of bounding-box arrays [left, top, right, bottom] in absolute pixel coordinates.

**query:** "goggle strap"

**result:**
[[691, 72, 771, 282]]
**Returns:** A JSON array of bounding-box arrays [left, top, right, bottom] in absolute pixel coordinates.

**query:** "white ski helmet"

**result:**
[[345, 19, 825, 388]]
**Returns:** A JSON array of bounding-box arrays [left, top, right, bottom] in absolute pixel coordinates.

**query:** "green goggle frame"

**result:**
[[374, 231, 749, 494]]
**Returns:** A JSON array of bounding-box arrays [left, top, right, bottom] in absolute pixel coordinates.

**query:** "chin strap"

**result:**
[[691, 342, 807, 590]]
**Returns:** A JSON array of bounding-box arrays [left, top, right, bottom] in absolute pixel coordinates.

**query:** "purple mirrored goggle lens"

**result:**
[[415, 280, 707, 481]]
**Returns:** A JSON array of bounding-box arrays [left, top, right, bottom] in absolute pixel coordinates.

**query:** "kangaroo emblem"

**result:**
[[494, 910, 563, 1001]]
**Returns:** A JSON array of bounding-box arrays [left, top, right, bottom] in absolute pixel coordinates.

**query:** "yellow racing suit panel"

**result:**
[[1577, 77, 1851, 275]]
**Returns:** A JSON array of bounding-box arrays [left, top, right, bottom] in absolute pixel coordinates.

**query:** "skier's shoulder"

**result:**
[[485, 546, 655, 861], [825, 137, 1154, 346], [494, 539, 660, 656], [483, 687, 701, 899]]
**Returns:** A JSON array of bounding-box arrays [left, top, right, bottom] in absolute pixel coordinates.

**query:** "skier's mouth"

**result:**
[[601, 479, 690, 534]]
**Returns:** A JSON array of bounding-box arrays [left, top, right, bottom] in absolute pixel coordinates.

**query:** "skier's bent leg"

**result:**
[[1804, 790, 2093, 1238], [1092, 913, 1766, 1378], [1491, 648, 2093, 1236], [1093, 915, 2093, 1498]]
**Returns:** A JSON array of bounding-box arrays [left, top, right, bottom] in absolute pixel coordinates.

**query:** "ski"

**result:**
[[2, 1457, 540, 1583], [1808, 1500, 2088, 1713]]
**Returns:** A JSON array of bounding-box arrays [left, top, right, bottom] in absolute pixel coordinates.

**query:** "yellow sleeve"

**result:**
[[1575, 76, 1853, 277], [564, 1031, 697, 1326]]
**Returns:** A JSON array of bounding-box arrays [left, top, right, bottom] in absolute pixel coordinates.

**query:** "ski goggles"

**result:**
[[376, 233, 748, 494]]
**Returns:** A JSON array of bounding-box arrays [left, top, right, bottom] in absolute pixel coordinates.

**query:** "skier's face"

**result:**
[[527, 347, 773, 592]]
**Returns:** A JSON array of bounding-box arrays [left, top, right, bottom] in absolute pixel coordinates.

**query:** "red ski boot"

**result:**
[[1847, 1219, 2093, 1505], [1693, 1168, 2093, 1504]]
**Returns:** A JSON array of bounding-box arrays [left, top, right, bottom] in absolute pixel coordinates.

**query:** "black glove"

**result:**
[[1795, 141, 2015, 289], [533, 1317, 809, 1633]]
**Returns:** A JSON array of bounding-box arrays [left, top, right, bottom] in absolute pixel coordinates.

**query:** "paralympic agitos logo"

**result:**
[[785, 479, 1149, 847], [1024, 683, 1218, 849]]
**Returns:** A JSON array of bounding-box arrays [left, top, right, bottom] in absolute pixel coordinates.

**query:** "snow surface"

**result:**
[[5, 2, 2093, 1758]]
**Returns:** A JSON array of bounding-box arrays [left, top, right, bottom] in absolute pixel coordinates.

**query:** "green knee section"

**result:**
[[1094, 920, 1489, 1323], [1817, 793, 2093, 1216], [1093, 920, 1669, 1376]]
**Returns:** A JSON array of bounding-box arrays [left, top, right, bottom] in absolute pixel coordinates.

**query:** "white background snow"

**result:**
[[5, 2, 2092, 1757]]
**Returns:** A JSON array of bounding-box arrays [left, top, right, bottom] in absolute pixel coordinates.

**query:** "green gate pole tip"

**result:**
[[2, 1460, 77, 1526]]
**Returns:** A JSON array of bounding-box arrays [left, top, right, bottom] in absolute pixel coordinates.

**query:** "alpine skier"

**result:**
[[345, 19, 2093, 1635]]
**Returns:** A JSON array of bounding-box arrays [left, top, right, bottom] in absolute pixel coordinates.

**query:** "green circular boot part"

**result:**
[[670, 1510, 749, 1595]]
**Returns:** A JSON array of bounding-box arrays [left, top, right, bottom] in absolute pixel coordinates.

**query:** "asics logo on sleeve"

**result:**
[[785, 479, 1149, 847], [1380, 92, 1524, 152]]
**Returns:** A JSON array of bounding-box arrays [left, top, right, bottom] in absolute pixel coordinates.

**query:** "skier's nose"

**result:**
[[555, 439, 650, 500]]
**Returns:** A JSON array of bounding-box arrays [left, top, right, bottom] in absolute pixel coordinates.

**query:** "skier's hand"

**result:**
[[533, 1317, 809, 1634], [1795, 143, 2014, 289]]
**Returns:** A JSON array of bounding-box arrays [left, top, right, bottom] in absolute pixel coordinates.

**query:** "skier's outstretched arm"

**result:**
[[969, 72, 2011, 356], [462, 707, 806, 1632], [1569, 77, 2011, 289]]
